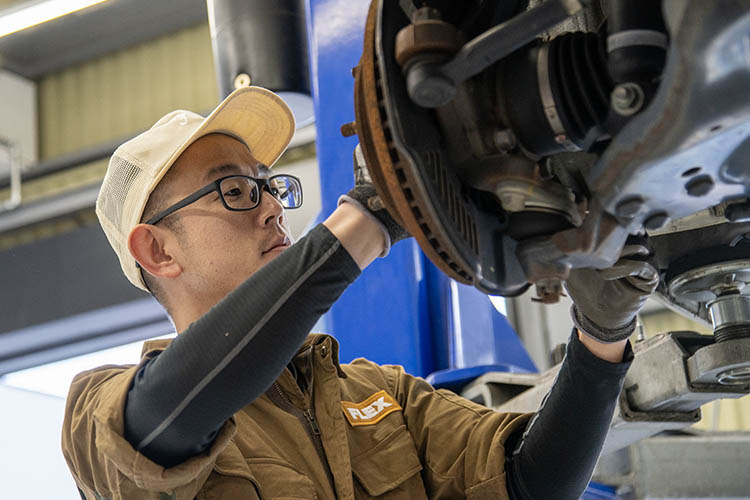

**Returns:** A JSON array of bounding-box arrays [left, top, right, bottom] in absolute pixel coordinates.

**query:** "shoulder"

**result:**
[[337, 358, 410, 406], [65, 364, 136, 408], [341, 358, 406, 390], [62, 362, 142, 448]]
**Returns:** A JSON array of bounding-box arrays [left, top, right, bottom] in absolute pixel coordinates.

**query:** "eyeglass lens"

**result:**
[[219, 176, 302, 209], [269, 176, 302, 208], [219, 177, 261, 209]]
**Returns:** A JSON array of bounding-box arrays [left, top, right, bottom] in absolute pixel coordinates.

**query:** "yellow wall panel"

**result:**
[[639, 309, 712, 337], [39, 23, 218, 160], [694, 396, 750, 432]]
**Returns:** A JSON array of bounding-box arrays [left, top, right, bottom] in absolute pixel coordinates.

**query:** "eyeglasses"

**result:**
[[145, 174, 303, 225]]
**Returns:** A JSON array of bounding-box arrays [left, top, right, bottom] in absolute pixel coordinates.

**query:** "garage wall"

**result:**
[[2, 18, 322, 338], [0, 70, 37, 170], [38, 23, 218, 160]]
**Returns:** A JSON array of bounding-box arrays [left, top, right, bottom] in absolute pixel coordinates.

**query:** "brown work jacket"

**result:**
[[62, 334, 531, 500]]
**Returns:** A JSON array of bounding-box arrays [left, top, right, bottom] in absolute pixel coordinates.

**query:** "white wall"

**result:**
[[0, 334, 177, 499], [0, 385, 79, 499], [0, 70, 37, 172]]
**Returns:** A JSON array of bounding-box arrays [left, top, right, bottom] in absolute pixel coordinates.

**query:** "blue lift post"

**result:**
[[304, 0, 536, 379], [304, 0, 536, 381]]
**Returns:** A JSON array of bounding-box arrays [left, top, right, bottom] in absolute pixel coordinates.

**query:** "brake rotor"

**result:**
[[353, 0, 474, 285], [351, 0, 534, 297]]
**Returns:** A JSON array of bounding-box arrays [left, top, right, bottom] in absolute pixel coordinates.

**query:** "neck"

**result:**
[[167, 287, 223, 334]]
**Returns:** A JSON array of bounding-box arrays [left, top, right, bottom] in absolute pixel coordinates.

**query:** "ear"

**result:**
[[127, 224, 183, 281]]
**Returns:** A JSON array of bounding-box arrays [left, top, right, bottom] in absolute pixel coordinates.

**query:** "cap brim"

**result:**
[[151, 86, 296, 191]]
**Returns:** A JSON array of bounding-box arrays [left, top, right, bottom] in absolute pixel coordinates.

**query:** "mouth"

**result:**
[[263, 236, 291, 255]]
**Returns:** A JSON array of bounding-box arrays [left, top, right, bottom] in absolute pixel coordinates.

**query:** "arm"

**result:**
[[124, 205, 382, 467], [505, 243, 656, 499], [324, 201, 385, 268], [578, 331, 627, 362], [505, 332, 632, 500]]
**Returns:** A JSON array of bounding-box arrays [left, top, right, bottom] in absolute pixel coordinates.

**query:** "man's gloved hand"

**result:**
[[338, 144, 410, 255], [564, 243, 659, 343]]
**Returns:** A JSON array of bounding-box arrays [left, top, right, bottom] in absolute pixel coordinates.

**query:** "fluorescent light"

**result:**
[[0, 0, 109, 38]]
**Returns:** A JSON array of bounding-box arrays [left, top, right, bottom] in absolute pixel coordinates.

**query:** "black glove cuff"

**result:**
[[341, 185, 409, 246], [570, 304, 637, 344]]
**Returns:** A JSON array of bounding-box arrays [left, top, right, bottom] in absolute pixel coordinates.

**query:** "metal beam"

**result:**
[[0, 183, 99, 233], [0, 298, 171, 376]]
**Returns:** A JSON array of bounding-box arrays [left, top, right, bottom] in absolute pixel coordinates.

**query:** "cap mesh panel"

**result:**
[[96, 154, 154, 287]]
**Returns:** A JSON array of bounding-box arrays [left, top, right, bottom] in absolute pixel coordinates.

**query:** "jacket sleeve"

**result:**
[[61, 360, 237, 500], [383, 364, 532, 500]]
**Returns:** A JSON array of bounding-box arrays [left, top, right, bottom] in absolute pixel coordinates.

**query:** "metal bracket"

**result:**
[[0, 137, 22, 213], [463, 331, 750, 455]]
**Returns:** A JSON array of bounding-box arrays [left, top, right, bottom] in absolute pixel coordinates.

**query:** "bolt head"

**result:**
[[493, 129, 517, 151], [340, 122, 357, 137], [612, 85, 631, 101], [233, 73, 251, 89], [611, 83, 645, 116]]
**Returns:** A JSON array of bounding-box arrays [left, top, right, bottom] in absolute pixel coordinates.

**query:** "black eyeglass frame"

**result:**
[[144, 173, 303, 226]]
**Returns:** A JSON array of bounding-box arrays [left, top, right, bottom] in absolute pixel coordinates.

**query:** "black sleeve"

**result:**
[[123, 224, 361, 467], [505, 330, 633, 500]]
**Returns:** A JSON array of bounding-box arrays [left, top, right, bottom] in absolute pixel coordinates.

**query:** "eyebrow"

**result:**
[[257, 164, 271, 176], [204, 162, 270, 182]]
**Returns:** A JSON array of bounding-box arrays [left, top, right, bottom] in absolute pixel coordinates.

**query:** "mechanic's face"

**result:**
[[165, 133, 292, 303]]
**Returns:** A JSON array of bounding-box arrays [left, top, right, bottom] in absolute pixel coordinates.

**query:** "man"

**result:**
[[62, 86, 657, 500]]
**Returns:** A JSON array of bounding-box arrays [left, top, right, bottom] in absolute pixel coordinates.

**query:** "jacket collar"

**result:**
[[304, 333, 347, 378], [140, 333, 347, 378]]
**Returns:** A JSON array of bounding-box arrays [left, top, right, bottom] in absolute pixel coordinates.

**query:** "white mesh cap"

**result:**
[[96, 86, 295, 291]]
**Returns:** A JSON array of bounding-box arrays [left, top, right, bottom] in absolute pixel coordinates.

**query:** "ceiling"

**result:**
[[0, 0, 208, 79]]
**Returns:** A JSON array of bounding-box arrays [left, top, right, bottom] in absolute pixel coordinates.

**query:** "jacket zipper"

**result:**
[[269, 381, 337, 497]]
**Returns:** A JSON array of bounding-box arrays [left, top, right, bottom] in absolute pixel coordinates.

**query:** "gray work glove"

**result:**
[[338, 144, 410, 256], [564, 243, 659, 343]]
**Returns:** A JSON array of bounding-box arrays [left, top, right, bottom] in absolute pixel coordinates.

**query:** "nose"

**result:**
[[255, 187, 285, 228]]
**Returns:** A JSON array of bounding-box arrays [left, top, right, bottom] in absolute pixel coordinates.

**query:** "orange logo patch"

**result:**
[[341, 390, 402, 426]]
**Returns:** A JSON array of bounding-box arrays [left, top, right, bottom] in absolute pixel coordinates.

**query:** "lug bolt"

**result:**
[[340, 122, 357, 137]]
